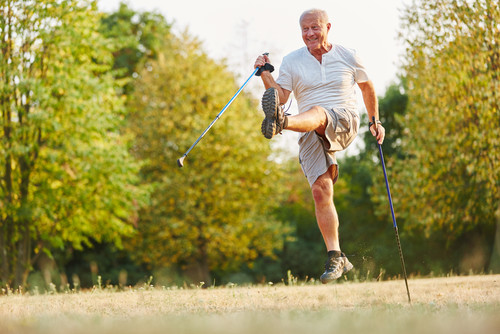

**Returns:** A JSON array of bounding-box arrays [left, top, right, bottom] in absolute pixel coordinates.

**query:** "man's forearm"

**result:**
[[359, 81, 379, 120], [260, 71, 289, 104]]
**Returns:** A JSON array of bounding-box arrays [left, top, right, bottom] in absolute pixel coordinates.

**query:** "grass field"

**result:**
[[0, 275, 499, 334]]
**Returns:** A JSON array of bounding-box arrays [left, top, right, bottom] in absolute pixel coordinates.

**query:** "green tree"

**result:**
[[392, 0, 499, 272], [0, 0, 145, 287], [56, 2, 176, 289], [126, 32, 288, 284], [99, 2, 172, 94], [362, 81, 409, 160]]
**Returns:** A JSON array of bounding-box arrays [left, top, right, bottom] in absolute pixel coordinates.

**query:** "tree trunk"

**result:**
[[0, 0, 14, 286], [184, 226, 211, 285], [14, 158, 32, 287], [198, 247, 211, 286], [489, 205, 500, 273], [1, 137, 14, 285], [0, 223, 8, 283], [0, 154, 12, 284], [184, 257, 211, 286]]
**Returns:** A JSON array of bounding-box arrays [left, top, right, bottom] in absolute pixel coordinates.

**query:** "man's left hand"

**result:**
[[370, 123, 385, 145]]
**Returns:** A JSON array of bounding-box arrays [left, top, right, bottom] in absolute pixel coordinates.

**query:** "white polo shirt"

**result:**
[[276, 44, 369, 114]]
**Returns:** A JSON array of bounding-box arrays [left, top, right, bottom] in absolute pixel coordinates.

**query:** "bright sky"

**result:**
[[98, 0, 410, 94], [98, 0, 411, 156]]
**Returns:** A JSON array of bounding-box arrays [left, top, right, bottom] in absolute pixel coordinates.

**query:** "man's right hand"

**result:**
[[254, 54, 291, 104], [254, 54, 270, 70]]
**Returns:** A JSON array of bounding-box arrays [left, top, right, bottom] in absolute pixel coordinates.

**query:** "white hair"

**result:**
[[299, 9, 329, 25]]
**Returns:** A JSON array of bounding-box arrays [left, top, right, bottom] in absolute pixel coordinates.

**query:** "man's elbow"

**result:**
[[358, 80, 374, 91]]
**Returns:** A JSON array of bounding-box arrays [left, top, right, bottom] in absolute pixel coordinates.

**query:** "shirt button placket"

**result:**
[[321, 55, 327, 83]]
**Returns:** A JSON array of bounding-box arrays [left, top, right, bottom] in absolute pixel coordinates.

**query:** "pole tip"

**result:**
[[177, 156, 185, 168]]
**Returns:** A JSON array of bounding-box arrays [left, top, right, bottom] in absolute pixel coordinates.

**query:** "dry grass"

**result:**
[[0, 275, 499, 334]]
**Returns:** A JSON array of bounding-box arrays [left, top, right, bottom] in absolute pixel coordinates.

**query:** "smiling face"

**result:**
[[300, 11, 331, 54]]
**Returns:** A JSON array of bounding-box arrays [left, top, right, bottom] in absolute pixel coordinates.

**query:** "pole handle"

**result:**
[[372, 116, 378, 136]]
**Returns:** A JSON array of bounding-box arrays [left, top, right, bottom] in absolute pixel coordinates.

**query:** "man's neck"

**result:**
[[308, 43, 332, 63]]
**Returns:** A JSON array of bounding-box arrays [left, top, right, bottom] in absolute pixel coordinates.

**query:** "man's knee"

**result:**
[[310, 106, 328, 135], [311, 179, 333, 205], [309, 105, 327, 116], [311, 166, 337, 204]]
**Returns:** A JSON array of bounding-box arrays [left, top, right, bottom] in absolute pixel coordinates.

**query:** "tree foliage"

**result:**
[[5, 0, 497, 288], [124, 31, 288, 284], [391, 0, 499, 271], [0, 0, 146, 287], [99, 2, 172, 94]]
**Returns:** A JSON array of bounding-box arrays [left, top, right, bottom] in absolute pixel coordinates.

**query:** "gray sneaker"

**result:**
[[261, 87, 285, 139], [320, 253, 354, 284]]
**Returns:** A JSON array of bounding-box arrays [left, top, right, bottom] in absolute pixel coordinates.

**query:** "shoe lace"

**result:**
[[276, 104, 287, 135], [325, 256, 342, 271]]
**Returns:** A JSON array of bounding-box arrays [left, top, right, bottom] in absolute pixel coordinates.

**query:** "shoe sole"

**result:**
[[320, 270, 342, 284], [261, 88, 279, 139]]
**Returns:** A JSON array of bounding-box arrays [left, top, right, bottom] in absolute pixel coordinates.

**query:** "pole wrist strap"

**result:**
[[255, 63, 275, 76], [369, 119, 382, 128]]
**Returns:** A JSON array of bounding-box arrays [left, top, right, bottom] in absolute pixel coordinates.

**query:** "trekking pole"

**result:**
[[177, 54, 268, 167], [373, 116, 411, 304]]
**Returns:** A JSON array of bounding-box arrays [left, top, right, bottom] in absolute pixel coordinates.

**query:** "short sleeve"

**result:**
[[352, 50, 369, 83], [276, 56, 293, 92]]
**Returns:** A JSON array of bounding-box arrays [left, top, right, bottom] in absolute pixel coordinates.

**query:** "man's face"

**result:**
[[300, 13, 331, 52]]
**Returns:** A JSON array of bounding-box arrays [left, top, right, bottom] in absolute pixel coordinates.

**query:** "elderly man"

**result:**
[[254, 9, 385, 283]]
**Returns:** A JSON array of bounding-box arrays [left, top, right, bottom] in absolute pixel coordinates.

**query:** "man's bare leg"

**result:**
[[261, 87, 328, 138], [285, 106, 328, 135], [311, 164, 340, 251], [313, 165, 354, 283]]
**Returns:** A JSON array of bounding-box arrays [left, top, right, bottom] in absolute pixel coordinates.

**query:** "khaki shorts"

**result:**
[[298, 107, 359, 187]]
